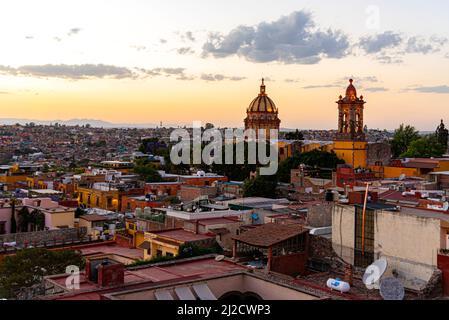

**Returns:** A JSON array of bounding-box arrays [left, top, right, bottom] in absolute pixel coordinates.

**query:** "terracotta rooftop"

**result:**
[[149, 229, 215, 242], [232, 223, 307, 247], [43, 257, 246, 300]]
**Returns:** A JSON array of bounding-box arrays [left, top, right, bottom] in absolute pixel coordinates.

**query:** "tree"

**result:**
[[401, 135, 446, 158], [75, 207, 86, 218], [277, 153, 302, 183], [10, 198, 17, 234], [285, 129, 304, 140], [277, 150, 344, 183], [133, 159, 163, 182], [436, 119, 449, 150], [0, 248, 84, 299], [17, 207, 30, 232], [391, 124, 420, 158], [297, 150, 345, 169], [210, 141, 257, 181], [243, 174, 278, 198]]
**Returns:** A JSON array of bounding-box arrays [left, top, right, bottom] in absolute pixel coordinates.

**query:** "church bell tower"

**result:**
[[333, 79, 368, 168]]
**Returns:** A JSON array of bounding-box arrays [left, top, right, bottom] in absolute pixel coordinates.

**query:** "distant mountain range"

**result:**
[[0, 118, 429, 133], [0, 118, 160, 128]]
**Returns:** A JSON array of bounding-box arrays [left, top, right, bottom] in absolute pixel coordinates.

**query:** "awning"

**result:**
[[192, 284, 217, 300], [138, 241, 151, 250], [175, 287, 196, 300], [155, 290, 174, 300]]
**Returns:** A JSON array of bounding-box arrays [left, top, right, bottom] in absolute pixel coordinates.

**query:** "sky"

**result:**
[[0, 0, 449, 130]]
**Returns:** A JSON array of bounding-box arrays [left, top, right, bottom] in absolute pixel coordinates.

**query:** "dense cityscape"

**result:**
[[1, 1, 449, 317], [1, 77, 449, 303]]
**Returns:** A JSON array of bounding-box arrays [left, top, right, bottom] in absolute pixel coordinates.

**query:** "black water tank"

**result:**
[[325, 190, 334, 202]]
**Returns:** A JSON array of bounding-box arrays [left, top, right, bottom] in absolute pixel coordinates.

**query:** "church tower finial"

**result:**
[[260, 78, 266, 95]]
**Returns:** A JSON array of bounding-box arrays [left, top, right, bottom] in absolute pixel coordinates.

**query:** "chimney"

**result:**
[[97, 261, 124, 287], [86, 258, 124, 287], [195, 220, 199, 234]]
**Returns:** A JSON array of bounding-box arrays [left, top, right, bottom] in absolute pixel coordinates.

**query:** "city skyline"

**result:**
[[1, 0, 449, 130]]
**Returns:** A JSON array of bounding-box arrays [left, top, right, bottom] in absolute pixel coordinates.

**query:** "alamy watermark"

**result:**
[[169, 122, 279, 175]]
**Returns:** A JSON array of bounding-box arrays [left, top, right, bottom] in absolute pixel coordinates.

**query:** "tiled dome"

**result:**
[[247, 79, 278, 113], [346, 79, 357, 99]]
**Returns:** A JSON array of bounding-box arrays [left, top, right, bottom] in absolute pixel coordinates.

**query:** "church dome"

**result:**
[[247, 79, 278, 113], [345, 79, 357, 99]]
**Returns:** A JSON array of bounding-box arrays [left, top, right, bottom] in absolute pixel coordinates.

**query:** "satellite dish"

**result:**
[[363, 257, 388, 289], [379, 277, 405, 300], [215, 255, 225, 262]]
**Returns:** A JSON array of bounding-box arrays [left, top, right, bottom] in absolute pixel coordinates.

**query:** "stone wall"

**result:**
[[307, 203, 333, 228], [0, 227, 87, 246], [367, 142, 391, 166]]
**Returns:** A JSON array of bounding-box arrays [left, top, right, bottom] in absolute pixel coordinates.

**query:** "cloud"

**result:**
[[160, 39, 167, 44], [0, 91, 10, 94], [68, 28, 82, 36], [302, 84, 340, 89], [202, 10, 350, 64], [405, 36, 448, 54], [302, 76, 382, 91], [284, 78, 301, 83], [200, 73, 246, 82], [184, 31, 196, 42], [0, 65, 18, 75], [406, 85, 449, 94], [139, 67, 195, 80], [25, 36, 34, 40], [130, 45, 147, 51], [364, 87, 388, 92], [53, 37, 62, 42], [228, 76, 246, 81], [0, 64, 136, 80], [375, 53, 403, 64], [358, 31, 403, 54], [177, 47, 195, 55]]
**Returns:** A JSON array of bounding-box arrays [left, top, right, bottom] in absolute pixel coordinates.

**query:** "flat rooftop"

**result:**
[[150, 229, 215, 242], [78, 242, 144, 260], [44, 257, 246, 300], [233, 223, 307, 248]]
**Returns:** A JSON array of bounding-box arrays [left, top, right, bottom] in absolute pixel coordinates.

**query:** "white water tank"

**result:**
[[326, 278, 350, 293]]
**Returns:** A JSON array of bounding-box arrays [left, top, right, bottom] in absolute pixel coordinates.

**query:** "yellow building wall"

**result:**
[[78, 188, 120, 211], [300, 143, 334, 153], [135, 231, 145, 249], [434, 160, 449, 172], [142, 232, 181, 260], [147, 241, 179, 260], [333, 141, 367, 168], [46, 211, 75, 229], [368, 165, 420, 178], [0, 175, 28, 184]]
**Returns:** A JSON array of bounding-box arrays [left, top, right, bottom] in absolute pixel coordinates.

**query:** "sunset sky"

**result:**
[[0, 0, 449, 130]]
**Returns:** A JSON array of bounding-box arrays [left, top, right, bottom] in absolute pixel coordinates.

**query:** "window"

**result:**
[[0, 221, 6, 235], [166, 252, 174, 258], [354, 206, 375, 268], [156, 249, 163, 257]]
